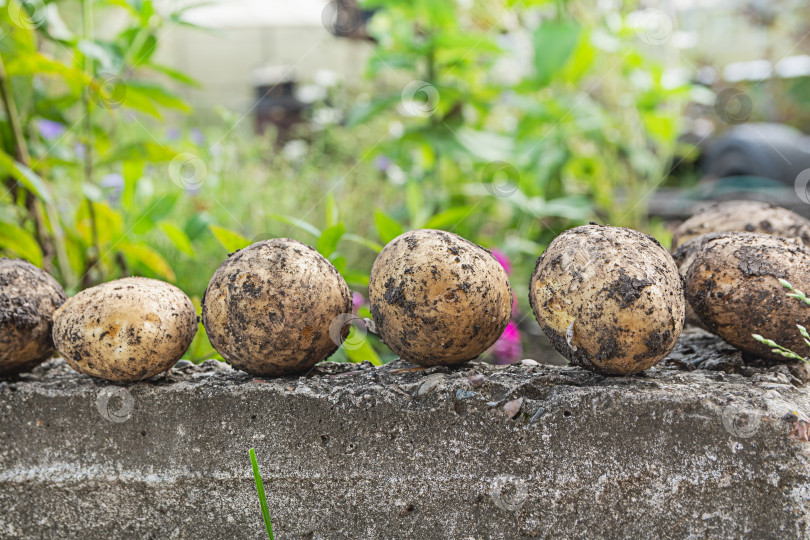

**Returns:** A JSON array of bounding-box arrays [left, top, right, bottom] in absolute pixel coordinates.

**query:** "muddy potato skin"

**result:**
[[685, 232, 810, 362], [0, 258, 66, 376], [530, 225, 685, 375], [52, 277, 197, 382], [671, 200, 810, 251], [368, 229, 512, 366], [202, 239, 352, 376]]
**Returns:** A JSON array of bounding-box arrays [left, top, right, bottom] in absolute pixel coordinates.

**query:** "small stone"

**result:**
[[529, 407, 546, 425], [520, 359, 539, 367], [455, 389, 476, 400], [486, 401, 500, 407], [417, 375, 443, 396], [504, 397, 523, 420], [468, 374, 485, 388], [173, 360, 193, 369], [202, 359, 228, 370]]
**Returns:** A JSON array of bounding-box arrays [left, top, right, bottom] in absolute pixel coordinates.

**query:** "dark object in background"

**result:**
[[252, 67, 306, 140], [322, 0, 376, 41], [652, 123, 810, 221], [702, 123, 810, 185]]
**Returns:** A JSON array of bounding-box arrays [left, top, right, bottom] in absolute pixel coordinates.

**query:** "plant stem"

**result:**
[[80, 0, 100, 287], [0, 53, 55, 272]]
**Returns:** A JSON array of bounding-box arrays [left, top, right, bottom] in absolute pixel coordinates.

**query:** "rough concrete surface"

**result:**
[[2, 328, 810, 539]]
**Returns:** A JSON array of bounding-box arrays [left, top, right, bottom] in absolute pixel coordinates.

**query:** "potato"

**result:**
[[202, 239, 352, 376], [52, 277, 197, 382], [671, 200, 810, 251], [529, 225, 685, 375], [0, 258, 66, 376], [684, 232, 810, 362], [368, 229, 512, 366]]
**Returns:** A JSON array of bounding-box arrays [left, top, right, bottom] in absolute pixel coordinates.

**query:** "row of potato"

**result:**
[[1, 200, 808, 383]]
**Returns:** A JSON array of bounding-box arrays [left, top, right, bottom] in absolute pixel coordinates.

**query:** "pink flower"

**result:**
[[352, 292, 365, 312], [491, 249, 512, 275], [492, 321, 522, 365]]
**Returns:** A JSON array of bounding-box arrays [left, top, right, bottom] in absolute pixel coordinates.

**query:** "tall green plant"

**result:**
[[0, 0, 200, 292]]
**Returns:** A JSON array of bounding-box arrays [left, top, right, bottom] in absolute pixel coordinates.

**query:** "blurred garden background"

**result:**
[[2, 0, 810, 365]]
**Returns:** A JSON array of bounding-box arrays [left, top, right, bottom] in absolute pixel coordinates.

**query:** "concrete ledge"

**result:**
[[2, 330, 810, 539]]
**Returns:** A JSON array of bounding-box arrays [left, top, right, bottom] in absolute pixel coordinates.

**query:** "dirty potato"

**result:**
[[530, 225, 685, 375], [671, 200, 810, 251], [685, 232, 810, 362], [52, 277, 197, 382], [368, 229, 512, 366], [0, 258, 66, 376], [202, 239, 352, 376]]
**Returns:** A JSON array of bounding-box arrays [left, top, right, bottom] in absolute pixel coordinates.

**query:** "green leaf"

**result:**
[[97, 142, 178, 166], [131, 193, 179, 234], [343, 327, 382, 366], [159, 221, 194, 256], [343, 233, 383, 253], [0, 151, 54, 205], [346, 94, 401, 127], [374, 211, 403, 244], [342, 270, 370, 287], [147, 62, 202, 87], [423, 206, 475, 230], [533, 21, 580, 86], [125, 81, 191, 113], [267, 214, 321, 237], [184, 212, 214, 240], [209, 225, 251, 253], [249, 448, 276, 540], [0, 220, 43, 266], [120, 242, 176, 281], [325, 193, 339, 226], [317, 223, 345, 258]]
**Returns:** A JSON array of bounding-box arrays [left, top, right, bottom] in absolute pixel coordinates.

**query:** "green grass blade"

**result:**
[[249, 448, 275, 540]]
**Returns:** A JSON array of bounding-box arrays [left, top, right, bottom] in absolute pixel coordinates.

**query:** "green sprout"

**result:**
[[249, 448, 275, 540], [751, 279, 810, 363]]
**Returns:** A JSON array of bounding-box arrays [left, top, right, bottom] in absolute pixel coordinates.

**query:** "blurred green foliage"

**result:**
[[0, 0, 689, 364]]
